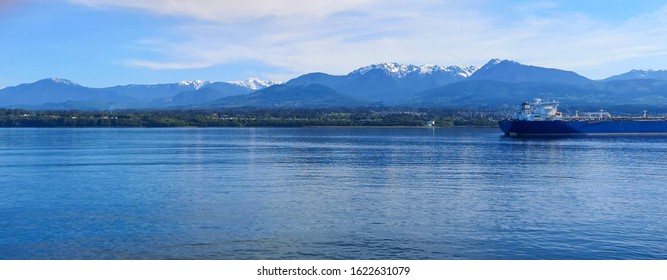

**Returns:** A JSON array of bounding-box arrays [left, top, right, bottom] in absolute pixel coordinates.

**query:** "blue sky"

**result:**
[[1, 0, 667, 88]]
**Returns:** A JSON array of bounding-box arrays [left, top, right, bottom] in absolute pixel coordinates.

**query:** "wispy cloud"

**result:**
[[69, 0, 379, 21], [69, 0, 667, 79], [124, 60, 212, 70]]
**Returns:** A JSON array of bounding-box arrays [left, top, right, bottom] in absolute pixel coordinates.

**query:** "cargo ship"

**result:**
[[499, 98, 667, 136]]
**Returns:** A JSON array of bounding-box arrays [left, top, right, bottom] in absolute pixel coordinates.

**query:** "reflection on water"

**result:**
[[1, 128, 666, 259]]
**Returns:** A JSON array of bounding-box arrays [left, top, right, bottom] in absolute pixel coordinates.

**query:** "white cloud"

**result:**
[[71, 0, 667, 79], [124, 60, 212, 70], [69, 0, 379, 21], [507, 5, 667, 77]]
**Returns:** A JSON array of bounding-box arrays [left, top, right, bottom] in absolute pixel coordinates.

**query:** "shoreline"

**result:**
[[0, 125, 498, 129]]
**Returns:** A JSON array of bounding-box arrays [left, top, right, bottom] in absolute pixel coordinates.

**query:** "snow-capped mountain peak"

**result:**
[[627, 69, 667, 77], [46, 77, 80, 86], [447, 65, 479, 78], [630, 69, 649, 78], [487, 58, 503, 66], [178, 80, 211, 90], [349, 63, 479, 79], [228, 78, 283, 91], [603, 69, 667, 81], [480, 58, 520, 70], [350, 62, 415, 78]]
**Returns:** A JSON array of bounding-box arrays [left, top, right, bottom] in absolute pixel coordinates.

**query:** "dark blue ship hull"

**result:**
[[499, 119, 667, 136]]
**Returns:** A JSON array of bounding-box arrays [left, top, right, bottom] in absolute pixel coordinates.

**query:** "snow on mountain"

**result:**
[[632, 70, 650, 78], [178, 80, 211, 90], [604, 69, 667, 81], [228, 78, 283, 91], [350, 62, 414, 78], [283, 62, 480, 104], [486, 58, 503, 66], [46, 77, 81, 86], [349, 63, 478, 79], [447, 65, 479, 78]]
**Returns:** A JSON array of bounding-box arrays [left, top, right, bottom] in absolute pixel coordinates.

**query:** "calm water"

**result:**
[[1, 127, 666, 259]]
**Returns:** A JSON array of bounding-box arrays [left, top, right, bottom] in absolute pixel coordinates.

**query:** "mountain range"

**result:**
[[3, 59, 667, 112]]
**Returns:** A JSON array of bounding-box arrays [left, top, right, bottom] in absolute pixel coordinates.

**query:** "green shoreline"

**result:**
[[0, 108, 501, 128]]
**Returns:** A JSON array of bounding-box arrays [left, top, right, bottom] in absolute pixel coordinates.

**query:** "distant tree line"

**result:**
[[0, 107, 500, 128]]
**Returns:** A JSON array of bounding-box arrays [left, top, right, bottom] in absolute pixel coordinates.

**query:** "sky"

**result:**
[[1, 0, 667, 88]]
